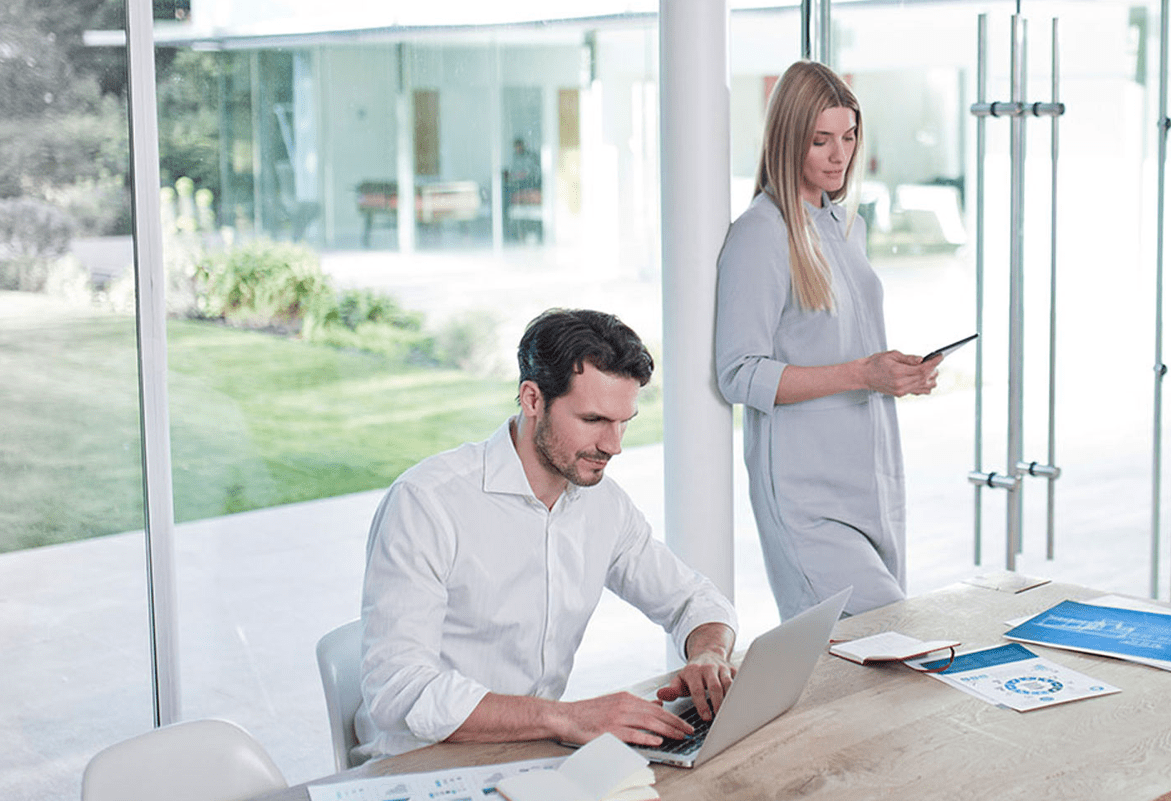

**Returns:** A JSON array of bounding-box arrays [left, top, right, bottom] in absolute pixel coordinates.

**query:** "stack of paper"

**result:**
[[496, 733, 657, 801], [963, 571, 1051, 594]]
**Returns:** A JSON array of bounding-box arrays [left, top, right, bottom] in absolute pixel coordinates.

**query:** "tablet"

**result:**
[[921, 333, 978, 363]]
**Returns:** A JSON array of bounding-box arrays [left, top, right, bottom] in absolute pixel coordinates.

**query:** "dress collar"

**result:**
[[805, 191, 843, 222], [762, 185, 842, 222]]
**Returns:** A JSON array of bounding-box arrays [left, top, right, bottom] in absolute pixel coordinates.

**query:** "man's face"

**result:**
[[532, 362, 640, 488]]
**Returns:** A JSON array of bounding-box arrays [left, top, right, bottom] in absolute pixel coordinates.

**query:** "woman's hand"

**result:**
[[860, 350, 939, 397], [775, 351, 940, 404]]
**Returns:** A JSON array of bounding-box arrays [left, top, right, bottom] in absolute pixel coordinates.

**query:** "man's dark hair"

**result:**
[[517, 308, 654, 404]]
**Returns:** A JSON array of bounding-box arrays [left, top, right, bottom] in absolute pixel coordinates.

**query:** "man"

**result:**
[[506, 137, 541, 189], [354, 308, 738, 761]]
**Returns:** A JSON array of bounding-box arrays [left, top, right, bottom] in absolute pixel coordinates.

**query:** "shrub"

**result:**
[[194, 238, 331, 331], [435, 309, 505, 375], [0, 197, 73, 291], [306, 287, 435, 363]]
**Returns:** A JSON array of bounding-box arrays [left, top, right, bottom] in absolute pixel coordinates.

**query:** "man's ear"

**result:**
[[518, 380, 544, 418]]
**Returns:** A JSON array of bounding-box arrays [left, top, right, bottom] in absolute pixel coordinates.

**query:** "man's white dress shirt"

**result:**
[[353, 419, 738, 760]]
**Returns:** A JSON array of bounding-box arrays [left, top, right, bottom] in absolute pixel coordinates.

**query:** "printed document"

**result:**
[[306, 756, 562, 801], [1004, 599, 1171, 669], [908, 642, 1119, 712]]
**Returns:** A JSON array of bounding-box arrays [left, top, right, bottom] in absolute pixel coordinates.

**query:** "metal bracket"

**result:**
[[971, 101, 1066, 118], [968, 470, 1020, 491], [1017, 460, 1061, 480]]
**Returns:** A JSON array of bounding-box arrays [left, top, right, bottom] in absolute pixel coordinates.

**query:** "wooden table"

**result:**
[[256, 581, 1171, 801]]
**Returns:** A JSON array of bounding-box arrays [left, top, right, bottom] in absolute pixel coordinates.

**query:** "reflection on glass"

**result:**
[[830, 0, 1159, 598], [0, 0, 151, 798], [155, 8, 668, 783], [9, 2, 1160, 792]]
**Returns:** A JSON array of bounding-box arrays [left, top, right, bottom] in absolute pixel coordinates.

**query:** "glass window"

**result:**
[[0, 0, 153, 797], [157, 12, 670, 781], [829, 0, 1161, 597]]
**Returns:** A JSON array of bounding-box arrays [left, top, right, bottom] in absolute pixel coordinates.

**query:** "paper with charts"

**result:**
[[1004, 598, 1171, 669], [306, 756, 563, 801], [908, 642, 1119, 712]]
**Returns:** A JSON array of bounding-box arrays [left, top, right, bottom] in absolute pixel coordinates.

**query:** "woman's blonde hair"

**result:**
[[755, 61, 863, 312]]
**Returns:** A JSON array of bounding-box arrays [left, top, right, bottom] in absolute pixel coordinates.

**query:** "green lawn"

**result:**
[[0, 295, 664, 552]]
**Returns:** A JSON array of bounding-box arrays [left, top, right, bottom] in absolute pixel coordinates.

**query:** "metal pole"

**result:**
[[1154, 0, 1169, 599], [396, 44, 416, 254], [819, 0, 831, 65], [801, 0, 812, 61], [1005, 15, 1027, 570], [1045, 18, 1060, 559], [250, 53, 262, 233], [973, 13, 987, 565], [126, 0, 180, 726]]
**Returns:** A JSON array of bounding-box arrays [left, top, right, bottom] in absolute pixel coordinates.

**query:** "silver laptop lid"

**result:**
[[636, 586, 852, 768]]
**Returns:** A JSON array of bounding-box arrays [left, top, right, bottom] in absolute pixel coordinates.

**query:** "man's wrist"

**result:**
[[684, 622, 736, 662], [533, 696, 569, 742]]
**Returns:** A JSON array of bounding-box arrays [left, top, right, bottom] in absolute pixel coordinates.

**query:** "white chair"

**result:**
[[316, 618, 364, 771], [81, 718, 287, 801]]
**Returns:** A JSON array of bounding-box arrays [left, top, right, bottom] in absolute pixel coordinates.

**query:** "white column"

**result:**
[[126, 0, 180, 725], [659, 0, 735, 600], [396, 44, 416, 253], [542, 83, 558, 244]]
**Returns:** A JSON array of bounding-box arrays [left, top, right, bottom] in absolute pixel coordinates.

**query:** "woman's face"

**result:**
[[800, 105, 857, 207]]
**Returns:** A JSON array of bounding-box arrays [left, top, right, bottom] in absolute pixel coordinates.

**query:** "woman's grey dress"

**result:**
[[715, 191, 906, 619]]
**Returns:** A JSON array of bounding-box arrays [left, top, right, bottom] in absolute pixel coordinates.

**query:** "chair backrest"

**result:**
[[316, 619, 364, 771], [81, 718, 287, 801]]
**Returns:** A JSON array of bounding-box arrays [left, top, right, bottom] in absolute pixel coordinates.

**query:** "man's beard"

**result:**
[[533, 412, 609, 487]]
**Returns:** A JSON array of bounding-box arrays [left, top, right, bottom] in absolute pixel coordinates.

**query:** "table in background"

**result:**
[[255, 581, 1171, 801]]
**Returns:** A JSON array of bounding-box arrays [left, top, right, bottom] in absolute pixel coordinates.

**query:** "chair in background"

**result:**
[[316, 618, 364, 771], [81, 718, 287, 801]]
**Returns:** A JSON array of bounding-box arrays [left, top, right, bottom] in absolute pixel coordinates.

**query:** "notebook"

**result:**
[[632, 586, 851, 768]]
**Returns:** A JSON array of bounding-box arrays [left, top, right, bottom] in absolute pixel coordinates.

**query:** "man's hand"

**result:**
[[557, 692, 695, 747], [655, 622, 737, 721], [447, 690, 694, 749]]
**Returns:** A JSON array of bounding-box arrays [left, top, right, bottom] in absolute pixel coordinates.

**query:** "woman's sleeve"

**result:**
[[715, 211, 790, 414]]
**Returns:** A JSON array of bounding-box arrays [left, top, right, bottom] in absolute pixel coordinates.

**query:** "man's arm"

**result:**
[[446, 690, 696, 748], [655, 622, 737, 720], [361, 481, 492, 752], [446, 623, 735, 748]]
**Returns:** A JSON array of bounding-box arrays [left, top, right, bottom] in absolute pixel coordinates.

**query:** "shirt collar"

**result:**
[[482, 417, 582, 505]]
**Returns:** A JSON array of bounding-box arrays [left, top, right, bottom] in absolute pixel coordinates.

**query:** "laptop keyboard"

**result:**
[[656, 705, 712, 754]]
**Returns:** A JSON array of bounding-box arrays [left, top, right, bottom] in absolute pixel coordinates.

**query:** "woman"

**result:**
[[715, 61, 939, 619]]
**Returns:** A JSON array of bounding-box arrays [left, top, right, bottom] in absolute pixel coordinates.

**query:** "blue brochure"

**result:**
[[1004, 599, 1171, 664]]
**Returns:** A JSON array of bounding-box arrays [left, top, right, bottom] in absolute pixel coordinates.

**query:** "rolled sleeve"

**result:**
[[715, 197, 790, 414], [403, 674, 491, 743], [358, 480, 486, 755]]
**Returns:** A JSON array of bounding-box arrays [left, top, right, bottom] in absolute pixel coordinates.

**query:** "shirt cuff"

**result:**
[[669, 600, 739, 662], [746, 358, 785, 413], [404, 672, 492, 744]]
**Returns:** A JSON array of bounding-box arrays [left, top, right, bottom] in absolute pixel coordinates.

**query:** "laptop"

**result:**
[[634, 586, 851, 768]]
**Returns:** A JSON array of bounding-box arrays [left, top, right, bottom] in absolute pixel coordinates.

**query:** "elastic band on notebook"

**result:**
[[905, 647, 957, 674]]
